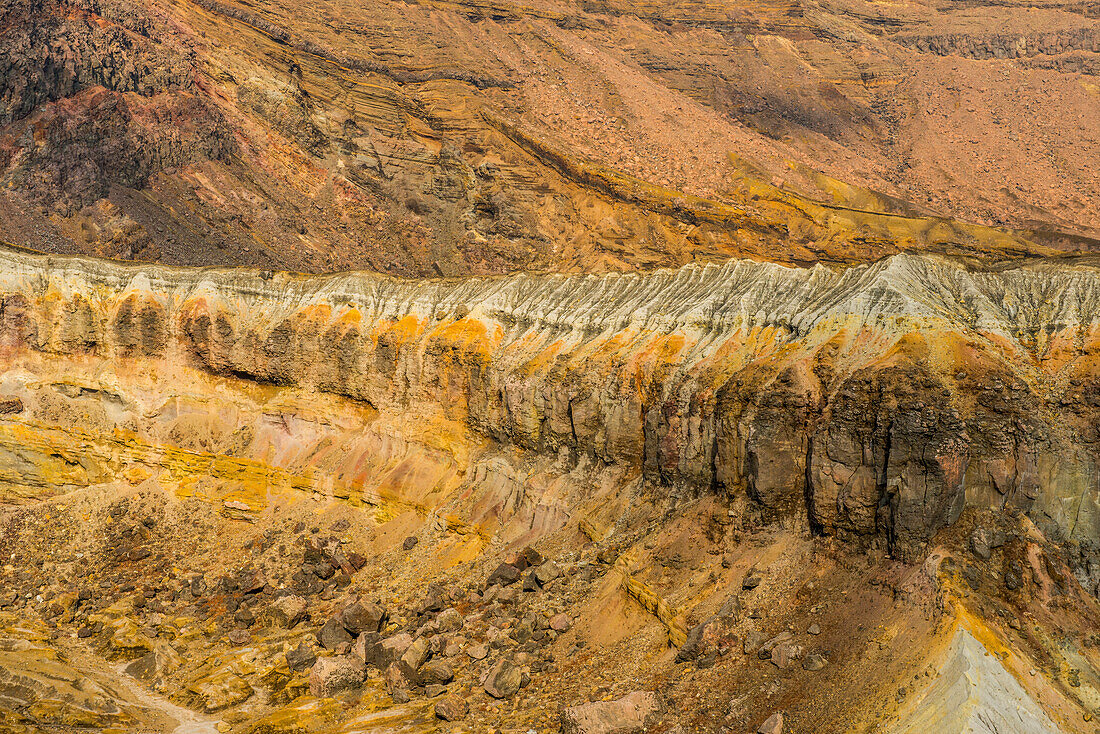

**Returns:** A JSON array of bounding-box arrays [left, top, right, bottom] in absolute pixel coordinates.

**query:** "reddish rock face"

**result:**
[[1, 0, 1098, 273]]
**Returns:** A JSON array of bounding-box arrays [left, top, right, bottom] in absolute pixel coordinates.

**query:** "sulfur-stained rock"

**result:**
[[308, 656, 364, 697], [560, 691, 663, 734], [434, 695, 468, 721], [189, 670, 253, 712], [108, 617, 155, 656], [483, 658, 522, 699], [0, 642, 151, 729]]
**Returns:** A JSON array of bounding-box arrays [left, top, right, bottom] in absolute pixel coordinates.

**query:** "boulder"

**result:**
[[360, 632, 413, 669], [758, 631, 793, 659], [549, 613, 571, 632], [340, 601, 385, 635], [758, 712, 783, 734], [803, 653, 827, 671], [319, 617, 354, 650], [234, 606, 255, 627], [434, 694, 468, 721], [436, 607, 463, 633], [286, 642, 316, 672], [402, 536, 418, 551], [383, 661, 410, 697], [308, 656, 364, 697], [534, 561, 561, 586], [560, 691, 663, 734], [265, 594, 307, 628], [351, 632, 379, 663], [237, 567, 266, 594], [483, 658, 522, 698], [676, 612, 737, 663], [419, 659, 454, 685], [398, 636, 430, 674], [515, 546, 543, 569], [227, 629, 251, 646], [418, 585, 447, 615], [743, 629, 767, 655], [770, 641, 800, 669], [486, 562, 522, 587]]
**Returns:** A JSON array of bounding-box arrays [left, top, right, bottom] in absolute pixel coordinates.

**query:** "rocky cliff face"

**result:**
[[4, 247, 1100, 567]]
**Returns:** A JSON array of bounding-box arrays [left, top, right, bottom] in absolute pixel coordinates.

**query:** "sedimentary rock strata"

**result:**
[[3, 247, 1100, 565]]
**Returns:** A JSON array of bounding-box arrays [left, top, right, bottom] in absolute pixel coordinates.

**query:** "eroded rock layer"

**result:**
[[3, 246, 1100, 566]]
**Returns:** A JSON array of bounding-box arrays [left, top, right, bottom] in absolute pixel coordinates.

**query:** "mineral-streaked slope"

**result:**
[[2, 246, 1100, 731], [3, 246, 1100, 563], [888, 627, 1061, 734], [2, 0, 1099, 273]]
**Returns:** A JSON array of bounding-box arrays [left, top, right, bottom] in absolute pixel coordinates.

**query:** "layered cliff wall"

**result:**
[[2, 247, 1100, 566]]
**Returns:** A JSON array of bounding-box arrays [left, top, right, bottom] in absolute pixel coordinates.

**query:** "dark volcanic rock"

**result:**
[[319, 617, 354, 650]]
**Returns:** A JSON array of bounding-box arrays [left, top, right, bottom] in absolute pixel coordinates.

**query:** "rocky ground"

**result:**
[[2, 465, 1099, 734]]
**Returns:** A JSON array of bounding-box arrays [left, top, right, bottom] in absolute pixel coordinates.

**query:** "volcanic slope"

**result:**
[[0, 247, 1099, 732], [1, 0, 1099, 273]]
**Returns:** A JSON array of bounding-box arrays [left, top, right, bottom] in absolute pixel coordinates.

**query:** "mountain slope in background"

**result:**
[[1, 0, 1099, 274]]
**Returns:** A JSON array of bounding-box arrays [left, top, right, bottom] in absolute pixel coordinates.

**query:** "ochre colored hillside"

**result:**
[[1, 0, 1098, 274]]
